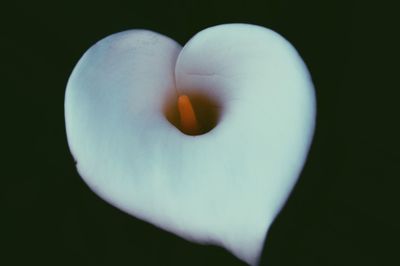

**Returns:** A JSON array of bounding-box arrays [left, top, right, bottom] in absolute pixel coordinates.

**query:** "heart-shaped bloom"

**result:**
[[65, 23, 316, 265]]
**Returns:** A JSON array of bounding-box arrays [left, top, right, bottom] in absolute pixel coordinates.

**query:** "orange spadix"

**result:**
[[178, 95, 200, 135]]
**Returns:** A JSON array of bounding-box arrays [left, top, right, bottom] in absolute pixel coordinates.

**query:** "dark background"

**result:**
[[2, 0, 399, 265]]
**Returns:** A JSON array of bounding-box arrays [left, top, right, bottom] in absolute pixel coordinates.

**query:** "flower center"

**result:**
[[164, 92, 222, 136], [177, 95, 199, 135]]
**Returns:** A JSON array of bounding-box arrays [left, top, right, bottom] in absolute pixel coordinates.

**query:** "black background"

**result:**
[[2, 0, 399, 265]]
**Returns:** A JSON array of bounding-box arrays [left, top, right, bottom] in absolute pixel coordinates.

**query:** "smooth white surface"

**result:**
[[65, 24, 316, 265]]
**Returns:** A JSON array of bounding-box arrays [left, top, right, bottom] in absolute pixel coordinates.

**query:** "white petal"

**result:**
[[65, 29, 183, 222], [65, 24, 316, 266], [174, 24, 315, 264]]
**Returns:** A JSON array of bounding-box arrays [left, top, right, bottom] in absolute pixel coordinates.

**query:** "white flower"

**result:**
[[65, 23, 316, 265]]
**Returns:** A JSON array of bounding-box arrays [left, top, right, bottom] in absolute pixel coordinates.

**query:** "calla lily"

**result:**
[[65, 23, 316, 265]]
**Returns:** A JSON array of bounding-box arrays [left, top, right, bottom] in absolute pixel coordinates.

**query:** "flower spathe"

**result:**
[[65, 24, 316, 265]]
